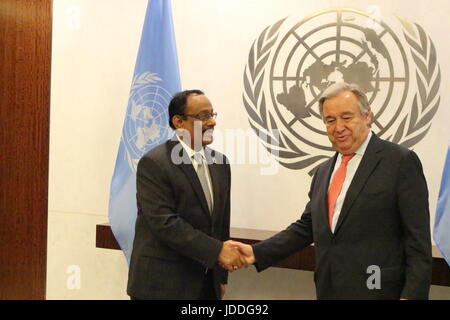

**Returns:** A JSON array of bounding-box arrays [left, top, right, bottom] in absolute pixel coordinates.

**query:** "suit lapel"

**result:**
[[320, 153, 338, 235], [207, 161, 221, 225], [168, 140, 212, 220], [205, 148, 222, 224], [333, 134, 383, 234]]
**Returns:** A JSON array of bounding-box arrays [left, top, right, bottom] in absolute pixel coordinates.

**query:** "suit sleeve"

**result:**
[[252, 172, 316, 271], [136, 155, 223, 268], [397, 150, 432, 299]]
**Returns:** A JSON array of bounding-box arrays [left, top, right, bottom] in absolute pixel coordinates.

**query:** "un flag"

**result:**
[[109, 0, 181, 263], [434, 142, 450, 266]]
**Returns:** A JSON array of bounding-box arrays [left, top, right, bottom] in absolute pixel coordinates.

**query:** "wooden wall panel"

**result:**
[[0, 0, 51, 299]]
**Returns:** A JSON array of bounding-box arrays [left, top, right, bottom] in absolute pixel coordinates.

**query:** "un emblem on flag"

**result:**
[[243, 8, 441, 175], [123, 72, 173, 171]]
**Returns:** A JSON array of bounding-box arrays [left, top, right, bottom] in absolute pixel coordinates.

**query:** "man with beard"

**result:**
[[128, 90, 243, 300]]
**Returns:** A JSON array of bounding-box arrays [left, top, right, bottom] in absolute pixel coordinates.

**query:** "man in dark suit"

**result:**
[[127, 90, 243, 300], [233, 82, 432, 300]]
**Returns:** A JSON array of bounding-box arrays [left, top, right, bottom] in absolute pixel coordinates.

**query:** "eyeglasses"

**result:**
[[183, 111, 217, 121]]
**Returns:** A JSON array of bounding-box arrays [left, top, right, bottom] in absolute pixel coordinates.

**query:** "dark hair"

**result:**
[[168, 89, 204, 129]]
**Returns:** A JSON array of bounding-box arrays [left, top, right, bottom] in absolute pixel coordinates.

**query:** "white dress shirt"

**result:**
[[329, 131, 372, 233], [176, 135, 214, 208]]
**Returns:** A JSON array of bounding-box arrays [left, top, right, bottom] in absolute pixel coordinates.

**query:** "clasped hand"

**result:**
[[217, 240, 255, 271]]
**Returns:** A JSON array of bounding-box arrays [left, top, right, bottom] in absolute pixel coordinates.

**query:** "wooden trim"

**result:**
[[96, 224, 450, 287], [96, 223, 121, 250]]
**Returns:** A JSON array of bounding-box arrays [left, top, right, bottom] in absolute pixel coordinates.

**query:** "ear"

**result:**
[[172, 115, 184, 129], [365, 109, 372, 127]]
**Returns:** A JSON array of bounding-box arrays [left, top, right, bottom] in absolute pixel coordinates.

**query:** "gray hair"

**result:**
[[318, 82, 371, 116]]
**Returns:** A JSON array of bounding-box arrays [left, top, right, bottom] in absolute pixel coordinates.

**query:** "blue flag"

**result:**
[[434, 142, 450, 266], [109, 0, 181, 263]]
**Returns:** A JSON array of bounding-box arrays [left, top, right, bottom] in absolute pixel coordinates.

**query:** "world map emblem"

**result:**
[[123, 72, 173, 171], [243, 8, 441, 175]]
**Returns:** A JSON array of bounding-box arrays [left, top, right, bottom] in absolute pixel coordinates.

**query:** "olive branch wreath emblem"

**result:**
[[392, 18, 441, 148], [124, 71, 164, 172], [130, 72, 161, 92], [243, 16, 441, 176]]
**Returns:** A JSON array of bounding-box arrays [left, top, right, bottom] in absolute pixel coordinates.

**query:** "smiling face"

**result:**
[[322, 90, 371, 155], [173, 94, 216, 150]]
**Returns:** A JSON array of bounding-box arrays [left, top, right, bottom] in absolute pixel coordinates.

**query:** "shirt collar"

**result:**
[[354, 130, 372, 157], [337, 130, 372, 159], [176, 135, 205, 160]]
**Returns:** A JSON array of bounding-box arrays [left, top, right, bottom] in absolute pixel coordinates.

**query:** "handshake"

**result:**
[[217, 240, 256, 271]]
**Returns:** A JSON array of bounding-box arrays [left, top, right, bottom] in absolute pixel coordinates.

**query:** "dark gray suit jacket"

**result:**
[[127, 139, 231, 299], [253, 134, 432, 299]]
